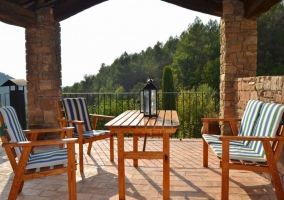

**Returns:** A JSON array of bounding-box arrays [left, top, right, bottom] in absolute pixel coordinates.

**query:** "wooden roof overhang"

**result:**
[[0, 0, 282, 28]]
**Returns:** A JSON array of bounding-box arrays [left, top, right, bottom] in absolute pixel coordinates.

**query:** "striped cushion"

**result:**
[[73, 130, 110, 138], [0, 106, 27, 158], [26, 148, 68, 170], [203, 100, 263, 146], [211, 102, 284, 162], [202, 134, 246, 146], [237, 100, 263, 138], [62, 98, 92, 133], [0, 106, 69, 170]]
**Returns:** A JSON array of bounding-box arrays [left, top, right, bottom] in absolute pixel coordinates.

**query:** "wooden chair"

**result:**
[[202, 100, 284, 200], [0, 106, 78, 200], [56, 97, 114, 172]]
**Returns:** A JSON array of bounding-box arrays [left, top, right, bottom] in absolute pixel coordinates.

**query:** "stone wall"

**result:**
[[234, 76, 284, 184], [25, 7, 61, 128]]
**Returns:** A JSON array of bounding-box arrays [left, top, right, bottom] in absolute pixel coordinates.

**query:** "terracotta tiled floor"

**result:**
[[0, 138, 278, 200]]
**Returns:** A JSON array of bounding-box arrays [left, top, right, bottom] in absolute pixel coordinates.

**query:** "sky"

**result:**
[[0, 0, 220, 87]]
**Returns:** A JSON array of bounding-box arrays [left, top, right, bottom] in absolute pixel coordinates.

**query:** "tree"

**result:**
[[257, 2, 284, 75], [162, 66, 176, 110]]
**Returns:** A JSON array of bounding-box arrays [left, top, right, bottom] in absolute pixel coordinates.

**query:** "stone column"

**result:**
[[220, 0, 257, 135], [26, 7, 61, 128]]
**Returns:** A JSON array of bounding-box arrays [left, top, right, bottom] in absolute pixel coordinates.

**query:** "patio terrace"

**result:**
[[0, 138, 277, 200]]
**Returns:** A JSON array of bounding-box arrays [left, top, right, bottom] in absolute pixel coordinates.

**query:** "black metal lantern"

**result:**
[[140, 79, 158, 117]]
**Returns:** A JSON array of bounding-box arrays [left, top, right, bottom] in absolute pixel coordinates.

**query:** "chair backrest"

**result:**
[[62, 98, 92, 133], [237, 100, 263, 145], [0, 106, 27, 158], [248, 102, 284, 159]]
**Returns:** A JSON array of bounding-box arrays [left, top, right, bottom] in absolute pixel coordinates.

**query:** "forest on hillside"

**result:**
[[63, 2, 284, 94]]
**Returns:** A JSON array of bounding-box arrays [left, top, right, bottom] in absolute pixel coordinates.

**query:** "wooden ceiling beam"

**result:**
[[161, 0, 222, 17], [53, 0, 107, 22], [244, 0, 282, 19], [33, 0, 45, 10], [0, 0, 36, 28]]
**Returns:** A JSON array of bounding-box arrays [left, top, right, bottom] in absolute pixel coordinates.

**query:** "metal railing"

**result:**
[[0, 92, 220, 138], [63, 92, 220, 138]]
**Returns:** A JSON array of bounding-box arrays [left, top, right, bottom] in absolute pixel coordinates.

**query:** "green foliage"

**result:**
[[257, 2, 284, 76], [176, 84, 219, 138], [162, 66, 176, 110], [171, 17, 220, 91]]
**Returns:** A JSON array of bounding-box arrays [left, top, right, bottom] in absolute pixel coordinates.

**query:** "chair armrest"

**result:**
[[24, 127, 75, 133], [24, 127, 75, 140], [57, 118, 84, 124], [201, 118, 241, 136], [201, 118, 241, 122], [219, 135, 284, 141], [89, 114, 115, 120], [89, 114, 115, 129], [2, 138, 78, 148]]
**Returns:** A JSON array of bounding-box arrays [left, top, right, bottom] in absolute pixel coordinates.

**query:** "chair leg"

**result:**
[[9, 176, 24, 200], [110, 134, 114, 161], [133, 135, 138, 167], [143, 134, 147, 152], [221, 141, 230, 200], [263, 141, 284, 199], [87, 142, 92, 155], [79, 142, 84, 172], [202, 138, 208, 167], [19, 181, 25, 193], [67, 143, 77, 200]]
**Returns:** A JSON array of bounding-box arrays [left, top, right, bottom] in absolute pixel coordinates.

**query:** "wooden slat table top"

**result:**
[[105, 110, 180, 130]]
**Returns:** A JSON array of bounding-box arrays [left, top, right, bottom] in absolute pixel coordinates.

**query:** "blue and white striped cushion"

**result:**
[[62, 98, 92, 133], [203, 100, 263, 146], [211, 102, 284, 162], [237, 100, 264, 138], [26, 148, 68, 170], [0, 106, 27, 158], [73, 130, 110, 138]]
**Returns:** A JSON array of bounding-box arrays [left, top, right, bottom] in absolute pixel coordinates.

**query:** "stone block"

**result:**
[[26, 55, 38, 64], [223, 3, 235, 15], [271, 76, 283, 90], [241, 21, 257, 30], [223, 106, 235, 118], [244, 36, 257, 45], [227, 43, 242, 52], [245, 51, 257, 57], [39, 80, 54, 90], [255, 83, 264, 90], [225, 52, 237, 62], [274, 94, 282, 103], [27, 74, 39, 81], [226, 33, 238, 40], [239, 91, 251, 102], [247, 45, 257, 51], [243, 82, 255, 91], [41, 99, 55, 109], [43, 110, 56, 124], [45, 90, 61, 97], [41, 64, 54, 72], [42, 54, 56, 64], [263, 80, 272, 90], [250, 91, 258, 100], [263, 91, 275, 98], [224, 93, 235, 101]]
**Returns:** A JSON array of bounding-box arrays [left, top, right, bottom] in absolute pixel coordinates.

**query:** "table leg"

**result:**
[[133, 135, 138, 167], [117, 133, 125, 199], [110, 133, 114, 161], [163, 132, 170, 199]]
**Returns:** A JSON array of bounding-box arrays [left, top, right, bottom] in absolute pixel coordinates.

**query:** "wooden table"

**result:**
[[105, 110, 180, 200]]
